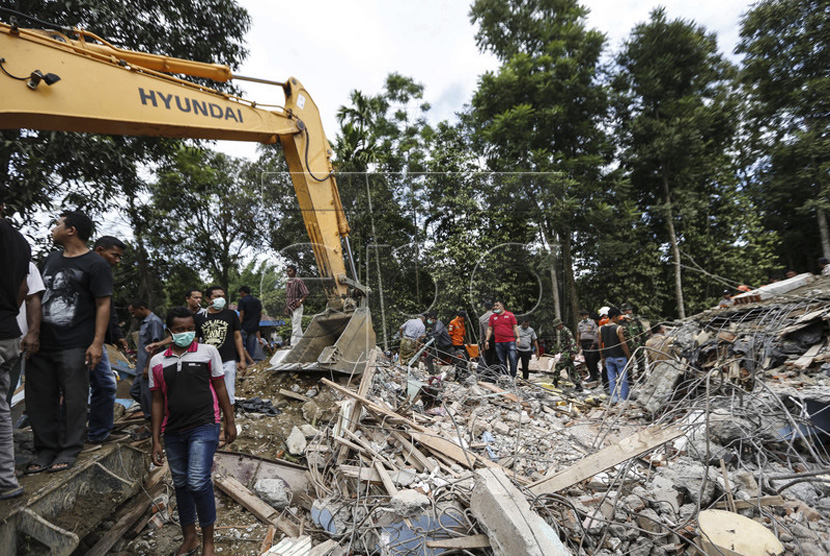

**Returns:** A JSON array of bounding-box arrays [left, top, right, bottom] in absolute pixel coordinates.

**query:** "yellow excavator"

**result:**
[[0, 15, 376, 374]]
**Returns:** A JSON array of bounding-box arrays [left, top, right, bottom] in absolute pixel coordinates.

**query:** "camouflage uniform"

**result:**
[[621, 312, 646, 377], [553, 324, 582, 388]]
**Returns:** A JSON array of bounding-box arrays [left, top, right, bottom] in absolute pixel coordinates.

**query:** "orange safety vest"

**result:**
[[448, 316, 466, 346]]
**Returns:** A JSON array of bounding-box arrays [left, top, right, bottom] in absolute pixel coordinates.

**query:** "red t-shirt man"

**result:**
[[488, 309, 518, 343]]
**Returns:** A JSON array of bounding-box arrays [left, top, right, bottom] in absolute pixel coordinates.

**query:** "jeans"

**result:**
[[165, 422, 220, 527], [0, 339, 21, 491], [494, 341, 518, 377], [241, 330, 259, 361], [604, 356, 629, 402], [88, 348, 117, 442], [26, 347, 89, 461]]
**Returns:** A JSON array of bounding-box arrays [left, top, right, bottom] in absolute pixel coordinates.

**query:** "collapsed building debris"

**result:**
[[8, 276, 830, 555]]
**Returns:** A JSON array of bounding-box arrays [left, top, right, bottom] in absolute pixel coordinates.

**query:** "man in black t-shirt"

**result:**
[[26, 211, 113, 474], [195, 286, 246, 405], [0, 195, 30, 498], [237, 285, 262, 361]]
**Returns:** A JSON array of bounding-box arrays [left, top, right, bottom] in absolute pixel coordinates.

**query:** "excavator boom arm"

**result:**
[[0, 21, 352, 304]]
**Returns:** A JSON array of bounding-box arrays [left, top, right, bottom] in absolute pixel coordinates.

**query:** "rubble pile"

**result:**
[[94, 278, 830, 555]]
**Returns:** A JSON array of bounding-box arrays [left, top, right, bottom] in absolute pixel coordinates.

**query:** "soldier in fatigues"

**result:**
[[553, 318, 583, 391], [620, 303, 646, 379]]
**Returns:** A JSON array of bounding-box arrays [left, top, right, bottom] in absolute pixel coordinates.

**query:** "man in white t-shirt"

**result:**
[[6, 262, 45, 405]]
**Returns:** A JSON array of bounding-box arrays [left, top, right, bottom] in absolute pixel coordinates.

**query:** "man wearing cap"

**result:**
[[599, 307, 631, 403], [577, 309, 600, 385], [718, 290, 732, 308], [552, 318, 582, 391], [399, 314, 426, 364], [620, 303, 646, 380]]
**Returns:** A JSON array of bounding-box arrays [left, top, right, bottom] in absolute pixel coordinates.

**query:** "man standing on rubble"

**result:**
[[517, 318, 539, 380], [484, 300, 520, 377], [645, 324, 676, 365], [87, 236, 128, 444], [0, 199, 30, 498], [285, 265, 309, 347], [237, 285, 262, 360], [478, 301, 496, 368], [621, 303, 646, 380], [26, 211, 112, 474], [128, 299, 165, 430], [553, 318, 583, 391], [577, 309, 600, 385], [599, 307, 631, 403], [399, 314, 426, 365], [150, 307, 235, 556], [448, 309, 468, 363]]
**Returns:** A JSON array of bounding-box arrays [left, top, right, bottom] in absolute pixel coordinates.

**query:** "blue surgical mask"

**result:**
[[211, 297, 226, 310], [172, 331, 195, 347]]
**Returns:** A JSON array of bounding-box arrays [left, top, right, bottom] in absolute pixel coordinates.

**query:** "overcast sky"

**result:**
[[215, 0, 754, 161]]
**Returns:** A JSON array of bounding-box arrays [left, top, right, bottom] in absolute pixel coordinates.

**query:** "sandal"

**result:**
[[47, 460, 75, 473], [24, 458, 53, 475]]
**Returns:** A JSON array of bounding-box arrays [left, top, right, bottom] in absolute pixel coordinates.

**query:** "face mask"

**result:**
[[427, 319, 434, 325], [494, 308, 503, 314], [172, 331, 195, 347], [211, 297, 226, 310]]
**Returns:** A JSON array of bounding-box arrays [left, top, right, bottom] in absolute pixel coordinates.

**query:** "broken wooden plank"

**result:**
[[529, 425, 685, 495], [791, 343, 822, 369], [279, 388, 311, 402], [374, 460, 398, 496], [321, 378, 428, 433], [713, 496, 784, 510], [478, 381, 520, 403], [426, 534, 492, 550], [86, 484, 164, 556], [336, 348, 379, 464], [390, 430, 436, 472], [260, 525, 277, 555], [215, 476, 300, 537], [338, 464, 383, 483]]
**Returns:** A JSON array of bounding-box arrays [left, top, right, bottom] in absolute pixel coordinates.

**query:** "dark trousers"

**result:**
[[26, 348, 89, 462], [581, 340, 600, 383], [479, 343, 497, 368], [518, 350, 532, 380], [130, 373, 151, 420]]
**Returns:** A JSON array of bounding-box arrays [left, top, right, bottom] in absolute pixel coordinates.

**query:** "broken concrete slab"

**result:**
[[286, 426, 308, 456], [470, 468, 571, 556], [390, 489, 430, 517], [254, 478, 291, 510]]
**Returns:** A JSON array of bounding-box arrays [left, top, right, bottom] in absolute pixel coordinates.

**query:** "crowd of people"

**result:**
[[0, 201, 296, 556], [397, 299, 667, 406]]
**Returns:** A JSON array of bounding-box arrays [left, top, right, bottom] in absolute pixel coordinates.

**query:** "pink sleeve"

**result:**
[[149, 361, 164, 391]]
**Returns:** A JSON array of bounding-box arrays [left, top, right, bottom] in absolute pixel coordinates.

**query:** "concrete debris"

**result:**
[[254, 478, 291, 510], [285, 425, 308, 455], [36, 276, 830, 555], [389, 489, 430, 517]]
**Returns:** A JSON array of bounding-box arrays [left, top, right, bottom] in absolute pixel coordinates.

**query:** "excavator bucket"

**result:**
[[271, 306, 376, 374]]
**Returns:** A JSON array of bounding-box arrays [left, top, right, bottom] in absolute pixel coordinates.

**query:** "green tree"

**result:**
[[146, 146, 259, 293], [737, 0, 830, 270], [613, 7, 738, 318], [1, 0, 250, 219], [469, 0, 611, 328]]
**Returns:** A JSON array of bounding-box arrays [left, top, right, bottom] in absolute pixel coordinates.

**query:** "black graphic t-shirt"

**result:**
[[40, 250, 113, 349], [195, 308, 240, 362]]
